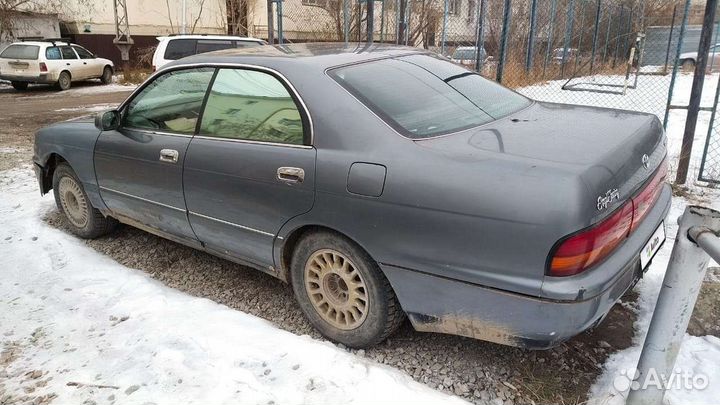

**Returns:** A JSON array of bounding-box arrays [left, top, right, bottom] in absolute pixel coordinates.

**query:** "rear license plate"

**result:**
[[640, 221, 665, 269]]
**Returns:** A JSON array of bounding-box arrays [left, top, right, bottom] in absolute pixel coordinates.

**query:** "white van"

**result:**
[[152, 35, 266, 71]]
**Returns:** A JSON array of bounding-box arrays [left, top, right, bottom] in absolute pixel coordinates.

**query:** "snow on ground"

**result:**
[[0, 168, 466, 405], [521, 73, 720, 404], [54, 103, 120, 113]]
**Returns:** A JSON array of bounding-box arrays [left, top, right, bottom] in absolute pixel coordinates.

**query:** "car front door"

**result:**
[[183, 67, 316, 268], [59, 46, 84, 79], [94, 67, 215, 244]]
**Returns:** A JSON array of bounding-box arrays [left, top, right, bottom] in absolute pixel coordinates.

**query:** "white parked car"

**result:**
[[152, 35, 266, 71], [0, 39, 114, 91], [679, 43, 720, 69]]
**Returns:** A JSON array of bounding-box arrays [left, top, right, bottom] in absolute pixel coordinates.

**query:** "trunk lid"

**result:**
[[416, 101, 667, 221], [0, 44, 41, 76]]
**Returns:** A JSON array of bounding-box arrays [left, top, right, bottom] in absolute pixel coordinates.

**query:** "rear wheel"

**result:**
[[290, 231, 405, 348], [100, 66, 113, 84], [57, 71, 71, 91], [11, 81, 28, 91], [52, 163, 117, 239], [681, 59, 695, 70]]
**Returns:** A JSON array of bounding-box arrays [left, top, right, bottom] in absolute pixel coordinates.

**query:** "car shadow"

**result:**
[[0, 80, 109, 94]]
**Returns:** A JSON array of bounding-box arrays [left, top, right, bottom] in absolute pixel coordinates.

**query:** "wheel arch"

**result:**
[[40, 153, 69, 194], [277, 224, 380, 283]]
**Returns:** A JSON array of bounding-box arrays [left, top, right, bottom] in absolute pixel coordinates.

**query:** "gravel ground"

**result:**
[[2, 81, 716, 405]]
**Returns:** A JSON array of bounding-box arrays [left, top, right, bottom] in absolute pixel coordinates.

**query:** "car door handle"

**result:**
[[66, 63, 70, 66], [159, 149, 179, 163], [83, 62, 87, 65], [277, 167, 304, 184]]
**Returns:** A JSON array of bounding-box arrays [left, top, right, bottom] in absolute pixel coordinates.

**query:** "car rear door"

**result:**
[[59, 46, 84, 79], [183, 67, 316, 268], [94, 67, 215, 244]]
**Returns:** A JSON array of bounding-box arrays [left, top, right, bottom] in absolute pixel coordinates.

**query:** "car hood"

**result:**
[[679, 51, 697, 59], [415, 101, 666, 220]]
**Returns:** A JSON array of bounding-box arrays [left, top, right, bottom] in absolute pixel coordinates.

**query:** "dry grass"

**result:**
[[118, 68, 152, 85], [500, 56, 632, 89]]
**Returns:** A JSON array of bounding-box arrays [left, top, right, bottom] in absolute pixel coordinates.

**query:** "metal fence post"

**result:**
[[560, 0, 575, 79], [380, 0, 386, 43], [442, 0, 448, 54], [676, 0, 717, 185], [626, 206, 720, 405], [603, 6, 613, 64], [590, 0, 601, 74], [276, 0, 284, 44], [613, 5, 624, 68], [367, 0, 374, 43], [574, 0, 587, 75], [267, 0, 275, 44], [663, 5, 677, 75], [543, 0, 557, 79], [345, 0, 350, 44], [526, 0, 538, 72], [496, 0, 512, 83], [475, 0, 487, 73], [663, 0, 691, 129], [698, 67, 720, 182]]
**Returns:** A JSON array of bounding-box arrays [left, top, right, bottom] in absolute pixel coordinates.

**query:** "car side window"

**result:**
[[73, 46, 94, 59], [123, 67, 215, 134], [196, 40, 233, 54], [199, 68, 305, 145], [163, 39, 197, 60], [45, 47, 61, 60], [60, 46, 78, 59]]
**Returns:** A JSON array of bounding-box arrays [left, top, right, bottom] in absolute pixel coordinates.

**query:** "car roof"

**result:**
[[7, 41, 72, 47], [157, 35, 263, 41], [166, 43, 427, 71]]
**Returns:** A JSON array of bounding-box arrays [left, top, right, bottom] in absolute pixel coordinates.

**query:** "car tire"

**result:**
[[11, 81, 28, 91], [52, 163, 117, 239], [57, 71, 71, 91], [681, 59, 695, 70], [100, 66, 113, 84], [290, 231, 405, 348]]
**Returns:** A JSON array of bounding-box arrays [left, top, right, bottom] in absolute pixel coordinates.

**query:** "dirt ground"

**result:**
[[0, 80, 714, 405]]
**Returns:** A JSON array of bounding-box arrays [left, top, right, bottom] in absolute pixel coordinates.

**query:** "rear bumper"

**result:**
[[0, 73, 56, 84], [382, 184, 672, 349]]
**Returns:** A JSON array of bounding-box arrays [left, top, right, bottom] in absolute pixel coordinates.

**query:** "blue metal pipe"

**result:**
[[663, 0, 692, 128], [496, 0, 512, 82], [543, 0, 558, 79], [560, 0, 575, 79], [590, 0, 601, 73], [276, 0, 283, 44], [442, 0, 448, 54], [526, 0, 538, 71]]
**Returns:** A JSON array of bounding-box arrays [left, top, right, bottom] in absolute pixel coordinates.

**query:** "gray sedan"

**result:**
[[33, 44, 671, 349]]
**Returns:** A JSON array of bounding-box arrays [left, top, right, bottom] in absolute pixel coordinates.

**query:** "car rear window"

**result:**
[[164, 39, 196, 60], [0, 45, 40, 60], [329, 54, 532, 139], [196, 39, 234, 54]]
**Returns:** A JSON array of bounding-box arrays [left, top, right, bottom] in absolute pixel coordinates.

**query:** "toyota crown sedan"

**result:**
[[33, 44, 671, 349]]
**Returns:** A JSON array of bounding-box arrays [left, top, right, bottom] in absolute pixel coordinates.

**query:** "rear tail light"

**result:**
[[548, 157, 668, 277], [630, 158, 668, 233], [39, 62, 48, 72]]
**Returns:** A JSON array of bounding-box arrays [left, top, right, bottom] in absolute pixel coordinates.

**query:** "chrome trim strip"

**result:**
[[99, 186, 186, 212], [189, 211, 275, 237], [123, 128, 194, 138], [117, 62, 315, 146], [193, 135, 313, 149]]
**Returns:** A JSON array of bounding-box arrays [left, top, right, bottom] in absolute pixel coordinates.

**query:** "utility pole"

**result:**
[[367, 0, 374, 44], [113, 0, 133, 72], [181, 0, 187, 34]]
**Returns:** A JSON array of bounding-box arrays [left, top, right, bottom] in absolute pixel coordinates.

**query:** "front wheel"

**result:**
[[11, 81, 28, 91], [290, 231, 405, 348], [52, 163, 117, 239], [100, 66, 113, 84], [57, 71, 71, 91]]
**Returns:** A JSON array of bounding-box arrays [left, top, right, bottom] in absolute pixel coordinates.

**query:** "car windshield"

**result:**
[[0, 44, 40, 60], [329, 54, 531, 139]]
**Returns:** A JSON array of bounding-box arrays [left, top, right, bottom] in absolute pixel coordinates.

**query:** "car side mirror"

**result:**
[[95, 109, 120, 131]]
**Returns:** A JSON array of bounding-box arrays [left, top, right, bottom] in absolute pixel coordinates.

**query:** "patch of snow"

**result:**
[[0, 147, 19, 153], [0, 167, 466, 405]]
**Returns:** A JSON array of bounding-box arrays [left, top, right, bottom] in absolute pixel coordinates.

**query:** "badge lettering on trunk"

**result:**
[[597, 189, 620, 211]]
